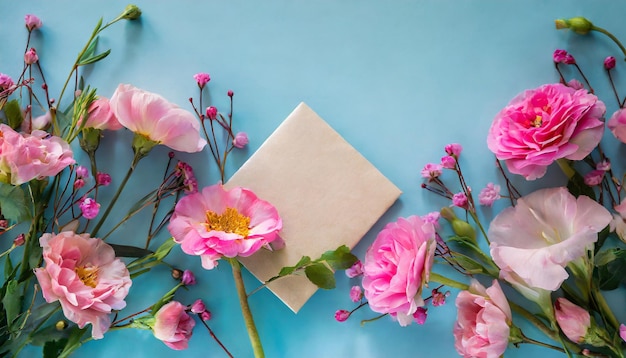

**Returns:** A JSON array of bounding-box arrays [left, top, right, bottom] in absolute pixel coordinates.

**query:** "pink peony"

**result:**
[[361, 215, 437, 326], [153, 301, 195, 350], [453, 279, 511, 358], [607, 108, 626, 144], [109, 84, 206, 152], [0, 124, 74, 185], [33, 232, 131, 339], [554, 297, 590, 343], [487, 83, 605, 180], [84, 97, 123, 130], [168, 184, 283, 269], [489, 187, 611, 291]]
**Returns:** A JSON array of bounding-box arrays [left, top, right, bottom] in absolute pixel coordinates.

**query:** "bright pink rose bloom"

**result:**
[[607, 108, 626, 144], [487, 83, 605, 180], [0, 124, 74, 185], [362, 215, 436, 326], [84, 97, 123, 130], [168, 184, 283, 269], [79, 197, 100, 219], [33, 232, 131, 339], [232, 131, 249, 149], [24, 14, 42, 31], [478, 183, 501, 206], [110, 84, 207, 152], [454, 279, 511, 358], [153, 301, 195, 350], [489, 187, 611, 291], [554, 297, 590, 343]]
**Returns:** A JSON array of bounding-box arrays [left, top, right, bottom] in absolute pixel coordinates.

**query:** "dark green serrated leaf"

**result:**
[[110, 243, 153, 258], [319, 245, 358, 270], [77, 49, 111, 66], [567, 172, 596, 200], [43, 339, 68, 358], [0, 182, 30, 223], [2, 280, 22, 331], [304, 263, 335, 289], [594, 249, 626, 290], [4, 99, 23, 130]]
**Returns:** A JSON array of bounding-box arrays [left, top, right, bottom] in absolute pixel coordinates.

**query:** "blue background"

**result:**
[[2, 1, 626, 357]]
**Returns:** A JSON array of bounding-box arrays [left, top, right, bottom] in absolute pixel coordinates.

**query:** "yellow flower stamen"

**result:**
[[75, 265, 99, 288], [205, 207, 250, 237], [531, 115, 542, 127]]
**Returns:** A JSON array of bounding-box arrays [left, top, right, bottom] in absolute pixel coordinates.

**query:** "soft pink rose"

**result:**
[[489, 187, 611, 291], [362, 215, 436, 326], [153, 301, 195, 350], [487, 83, 605, 180], [33, 232, 131, 339], [110, 84, 207, 152], [454, 279, 511, 358], [232, 131, 249, 149], [607, 108, 626, 144], [84, 97, 123, 130], [168, 184, 283, 269], [554, 297, 590, 343], [0, 124, 74, 185]]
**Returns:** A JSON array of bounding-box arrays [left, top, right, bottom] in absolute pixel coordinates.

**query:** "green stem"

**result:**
[[591, 284, 620, 331], [429, 272, 469, 290], [229, 258, 264, 358], [591, 25, 626, 61]]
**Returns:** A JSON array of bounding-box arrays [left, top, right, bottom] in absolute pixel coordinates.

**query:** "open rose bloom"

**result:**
[[34, 232, 132, 339], [487, 83, 605, 180], [489, 187, 611, 291], [168, 184, 283, 269], [153, 301, 195, 350], [0, 124, 74, 185], [454, 279, 511, 358], [362, 215, 436, 326]]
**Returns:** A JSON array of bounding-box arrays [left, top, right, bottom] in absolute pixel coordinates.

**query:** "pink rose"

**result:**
[[153, 301, 195, 350], [487, 83, 605, 180], [168, 184, 283, 269], [454, 279, 511, 358], [84, 97, 123, 130], [34, 232, 132, 339], [607, 108, 626, 144], [554, 297, 590, 343], [232, 131, 249, 149], [0, 124, 74, 185], [110, 84, 207, 152], [489, 187, 611, 291], [362, 215, 436, 326]]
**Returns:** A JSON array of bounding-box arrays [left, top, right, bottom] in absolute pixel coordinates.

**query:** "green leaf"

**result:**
[[77, 49, 111, 66], [154, 238, 176, 261], [319, 245, 358, 270], [78, 37, 99, 63], [4, 99, 23, 130], [4, 255, 13, 281], [2, 280, 23, 331], [57, 326, 88, 357], [43, 339, 68, 358], [452, 254, 488, 275], [304, 263, 335, 289], [567, 172, 596, 200], [0, 183, 30, 223], [278, 256, 311, 276], [110, 243, 153, 258], [594, 248, 626, 290]]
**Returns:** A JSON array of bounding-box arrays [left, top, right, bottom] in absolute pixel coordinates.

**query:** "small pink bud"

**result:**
[[413, 307, 427, 325], [168, 151, 175, 158], [0, 73, 14, 92], [227, 90, 234, 97], [444, 143, 463, 157], [604, 56, 616, 70], [0, 219, 8, 230], [79, 197, 100, 220], [232, 132, 249, 149], [200, 310, 212, 321], [349, 286, 363, 302], [96, 172, 111, 186], [597, 160, 611, 171], [345, 260, 363, 278], [75, 165, 89, 178], [555, 297, 590, 343], [553, 49, 568, 63], [182, 269, 196, 285], [564, 54, 576, 64], [193, 72, 211, 89], [24, 48, 39, 65], [24, 14, 42, 31], [583, 170, 604, 186], [334, 309, 350, 322], [206, 106, 218, 120], [190, 299, 206, 314], [73, 178, 85, 190], [431, 289, 449, 307], [13, 234, 25, 247]]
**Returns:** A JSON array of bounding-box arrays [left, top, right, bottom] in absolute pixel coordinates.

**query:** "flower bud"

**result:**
[[190, 299, 206, 314], [121, 4, 142, 20], [334, 309, 350, 322], [13, 234, 25, 247], [232, 132, 249, 149], [171, 268, 183, 280], [227, 90, 234, 97], [206, 106, 218, 120], [181, 269, 196, 285], [24, 48, 39, 65], [556, 17, 594, 35], [555, 297, 590, 343], [193, 73, 210, 89], [55, 320, 68, 331], [24, 14, 42, 31], [200, 310, 212, 321], [604, 56, 616, 70], [440, 207, 476, 241]]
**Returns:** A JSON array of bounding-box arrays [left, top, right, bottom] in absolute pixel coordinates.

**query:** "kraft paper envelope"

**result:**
[[225, 102, 401, 313]]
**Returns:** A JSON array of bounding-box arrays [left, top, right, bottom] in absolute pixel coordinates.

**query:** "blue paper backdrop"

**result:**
[[2, 1, 626, 357]]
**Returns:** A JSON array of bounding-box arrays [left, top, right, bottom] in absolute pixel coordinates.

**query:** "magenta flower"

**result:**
[[227, 89, 234, 97], [413, 307, 427, 325], [190, 299, 206, 314], [345, 260, 363, 278], [583, 169, 604, 186], [0, 124, 74, 185], [205, 106, 218, 120], [334, 309, 350, 322], [84, 97, 123, 130], [75, 165, 89, 178], [567, 79, 585, 90], [487, 83, 605, 180], [73, 178, 85, 190], [452, 192, 468, 208], [34, 232, 132, 339], [454, 279, 511, 358], [24, 48, 38, 65], [181, 269, 196, 285], [564, 54, 576, 64], [441, 155, 456, 169], [478, 183, 501, 206], [608, 108, 626, 143], [96, 172, 112, 186], [153, 301, 195, 350], [444, 143, 463, 157], [597, 160, 611, 171], [554, 297, 590, 343], [24, 14, 42, 31], [193, 72, 211, 88], [362, 216, 436, 326], [13, 234, 25, 247], [421, 163, 443, 180], [349, 285, 363, 302], [420, 211, 441, 228], [200, 310, 212, 321], [79, 197, 101, 219], [605, 56, 617, 70], [489, 187, 611, 291], [553, 49, 568, 63], [232, 131, 249, 149], [168, 184, 283, 269], [110, 84, 206, 153]]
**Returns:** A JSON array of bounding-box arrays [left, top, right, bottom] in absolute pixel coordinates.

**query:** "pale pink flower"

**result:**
[[0, 73, 14, 92], [608, 108, 626, 143], [605, 56, 617, 70], [487, 83, 605, 180], [24, 14, 42, 31], [620, 324, 626, 342], [27, 111, 52, 131], [597, 160, 611, 171], [33, 232, 131, 339], [421, 163, 442, 180], [153, 301, 195, 350], [334, 309, 350, 322], [453, 279, 511, 358], [441, 155, 456, 169], [413, 307, 427, 324], [24, 48, 38, 65], [110, 84, 206, 152], [452, 192, 468, 208], [444, 143, 463, 157], [73, 178, 85, 190], [583, 169, 604, 186], [0, 124, 74, 185], [349, 285, 363, 302], [79, 197, 100, 219], [479, 183, 501, 206], [345, 260, 363, 278], [233, 132, 249, 149], [420, 211, 441, 228], [362, 216, 436, 326], [200, 310, 212, 321], [168, 184, 283, 269], [489, 187, 611, 291], [76, 165, 89, 178], [553, 49, 568, 63], [193, 73, 210, 88], [84, 97, 123, 130], [554, 297, 590, 343]]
